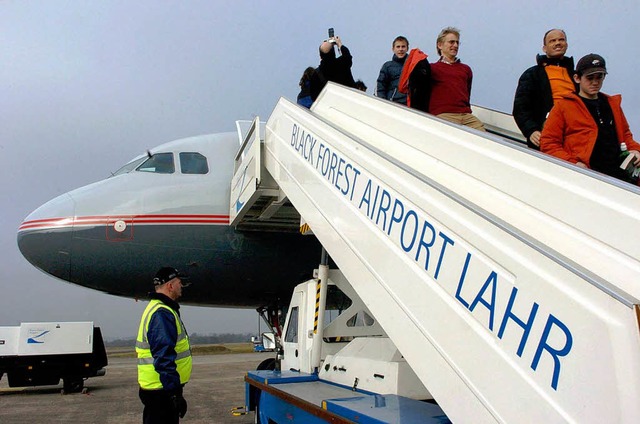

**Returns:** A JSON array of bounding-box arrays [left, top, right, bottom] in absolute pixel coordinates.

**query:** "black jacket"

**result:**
[[513, 54, 575, 149], [310, 45, 356, 101], [408, 59, 431, 113]]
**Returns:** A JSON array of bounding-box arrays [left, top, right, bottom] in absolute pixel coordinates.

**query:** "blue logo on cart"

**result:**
[[27, 330, 50, 344]]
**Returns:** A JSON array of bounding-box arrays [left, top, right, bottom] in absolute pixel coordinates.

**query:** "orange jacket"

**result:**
[[540, 92, 640, 167]]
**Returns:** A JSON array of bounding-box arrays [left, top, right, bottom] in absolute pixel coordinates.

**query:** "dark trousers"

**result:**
[[139, 388, 179, 424]]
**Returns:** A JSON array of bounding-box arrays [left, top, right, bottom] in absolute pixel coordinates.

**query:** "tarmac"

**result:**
[[0, 352, 266, 424]]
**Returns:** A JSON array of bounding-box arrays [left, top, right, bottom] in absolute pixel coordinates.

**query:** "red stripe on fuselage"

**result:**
[[18, 217, 75, 230], [18, 214, 230, 231]]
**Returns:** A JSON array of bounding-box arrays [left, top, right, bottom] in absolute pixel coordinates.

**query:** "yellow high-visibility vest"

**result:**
[[135, 299, 192, 389]]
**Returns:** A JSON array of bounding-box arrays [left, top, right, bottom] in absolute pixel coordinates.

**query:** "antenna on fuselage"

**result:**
[[146, 150, 153, 158]]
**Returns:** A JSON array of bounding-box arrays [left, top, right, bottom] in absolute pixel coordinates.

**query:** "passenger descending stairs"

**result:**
[[231, 83, 640, 423]]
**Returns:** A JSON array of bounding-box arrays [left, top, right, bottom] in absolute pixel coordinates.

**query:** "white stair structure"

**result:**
[[232, 83, 640, 423]]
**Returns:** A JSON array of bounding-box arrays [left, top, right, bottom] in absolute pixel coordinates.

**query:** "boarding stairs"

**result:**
[[231, 83, 640, 423]]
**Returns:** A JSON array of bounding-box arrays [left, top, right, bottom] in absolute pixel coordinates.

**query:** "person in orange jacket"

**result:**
[[540, 53, 640, 183]]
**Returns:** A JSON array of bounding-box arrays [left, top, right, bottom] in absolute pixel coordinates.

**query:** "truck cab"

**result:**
[[245, 269, 447, 423], [0, 322, 107, 394]]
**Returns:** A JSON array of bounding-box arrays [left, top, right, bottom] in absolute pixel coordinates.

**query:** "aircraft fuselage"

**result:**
[[17, 132, 321, 307]]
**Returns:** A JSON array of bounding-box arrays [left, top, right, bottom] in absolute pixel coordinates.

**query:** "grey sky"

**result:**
[[2, 1, 638, 339]]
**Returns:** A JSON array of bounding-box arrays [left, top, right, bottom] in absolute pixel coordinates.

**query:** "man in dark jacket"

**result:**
[[309, 35, 356, 101], [376, 36, 409, 105], [513, 29, 576, 149], [136, 267, 192, 424]]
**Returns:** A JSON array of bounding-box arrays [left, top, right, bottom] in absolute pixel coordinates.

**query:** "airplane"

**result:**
[[13, 103, 555, 320], [17, 127, 324, 311]]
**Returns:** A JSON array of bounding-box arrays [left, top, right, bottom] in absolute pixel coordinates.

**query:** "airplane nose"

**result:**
[[17, 193, 75, 281]]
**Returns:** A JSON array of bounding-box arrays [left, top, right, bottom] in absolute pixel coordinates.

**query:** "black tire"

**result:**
[[256, 357, 276, 371], [7, 372, 27, 388], [62, 378, 84, 394]]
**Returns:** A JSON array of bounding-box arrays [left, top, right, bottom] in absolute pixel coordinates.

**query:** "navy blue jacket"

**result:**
[[376, 54, 407, 104], [297, 80, 313, 108]]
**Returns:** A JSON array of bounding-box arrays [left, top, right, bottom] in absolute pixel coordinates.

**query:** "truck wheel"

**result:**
[[256, 358, 276, 371], [7, 372, 27, 388], [62, 378, 84, 394]]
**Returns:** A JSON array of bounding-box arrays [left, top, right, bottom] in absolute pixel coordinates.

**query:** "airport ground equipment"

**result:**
[[0, 322, 107, 393], [232, 83, 640, 423]]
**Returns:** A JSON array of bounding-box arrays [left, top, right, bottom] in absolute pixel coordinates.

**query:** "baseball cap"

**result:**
[[576, 54, 607, 76], [153, 267, 190, 287]]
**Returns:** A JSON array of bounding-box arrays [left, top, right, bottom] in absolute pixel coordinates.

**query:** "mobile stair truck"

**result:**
[[0, 321, 108, 393], [231, 83, 640, 423]]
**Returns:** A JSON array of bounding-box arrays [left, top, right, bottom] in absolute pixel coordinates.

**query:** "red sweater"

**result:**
[[428, 59, 473, 115]]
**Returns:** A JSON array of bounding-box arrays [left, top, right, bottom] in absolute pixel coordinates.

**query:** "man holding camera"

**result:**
[[309, 31, 356, 101], [136, 267, 192, 424]]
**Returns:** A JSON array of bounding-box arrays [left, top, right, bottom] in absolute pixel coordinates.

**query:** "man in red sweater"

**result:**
[[429, 27, 485, 131]]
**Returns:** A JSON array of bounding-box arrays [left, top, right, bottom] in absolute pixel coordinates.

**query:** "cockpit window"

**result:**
[[137, 153, 175, 174], [180, 152, 209, 174], [112, 157, 147, 177]]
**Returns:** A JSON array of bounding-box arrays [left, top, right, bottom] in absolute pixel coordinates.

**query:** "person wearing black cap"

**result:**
[[540, 53, 640, 182], [135, 267, 192, 423]]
